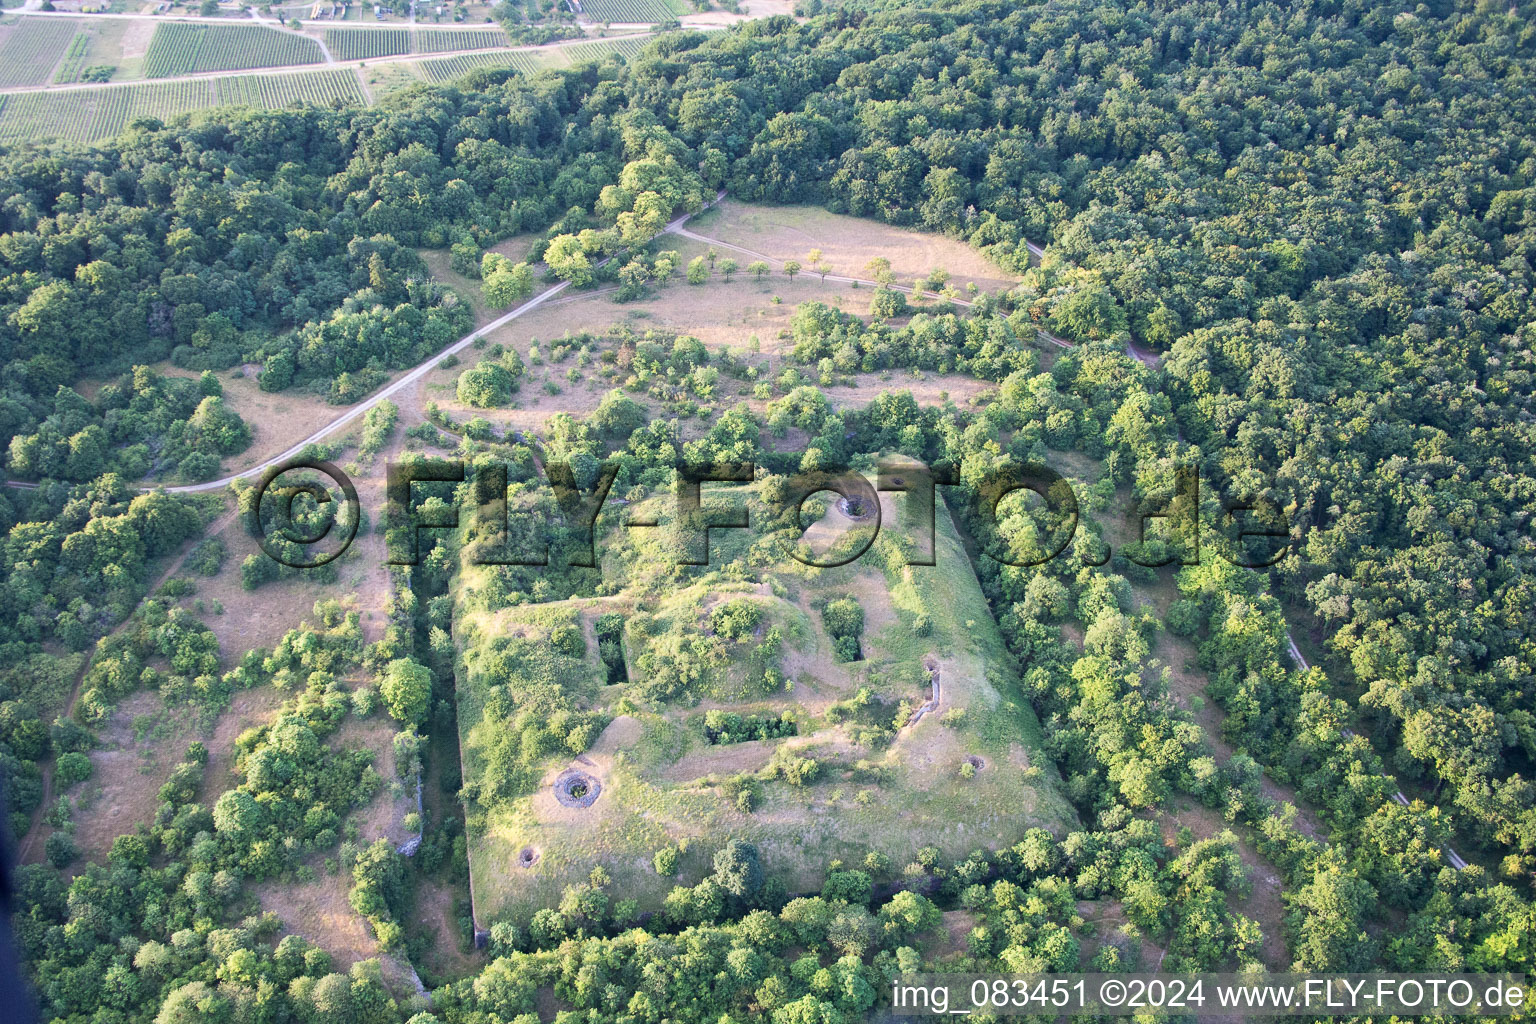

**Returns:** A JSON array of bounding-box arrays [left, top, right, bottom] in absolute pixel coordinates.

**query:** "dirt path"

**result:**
[[904, 656, 941, 727]]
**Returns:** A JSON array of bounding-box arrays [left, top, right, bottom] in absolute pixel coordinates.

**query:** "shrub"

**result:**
[[457, 361, 516, 407], [55, 751, 92, 786], [45, 831, 77, 868]]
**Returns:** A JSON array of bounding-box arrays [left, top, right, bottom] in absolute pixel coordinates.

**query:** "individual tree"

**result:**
[[482, 254, 534, 308], [720, 257, 739, 281], [544, 234, 595, 286], [748, 260, 770, 281], [783, 260, 801, 280], [380, 658, 432, 727]]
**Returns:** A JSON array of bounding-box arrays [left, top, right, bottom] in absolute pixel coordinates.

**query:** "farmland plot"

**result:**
[[0, 17, 82, 88], [0, 80, 216, 145], [52, 31, 92, 85], [417, 49, 546, 81], [143, 23, 323, 77], [560, 35, 650, 62], [215, 68, 366, 108], [325, 28, 409, 60], [411, 27, 507, 53], [416, 34, 652, 82], [577, 0, 686, 22]]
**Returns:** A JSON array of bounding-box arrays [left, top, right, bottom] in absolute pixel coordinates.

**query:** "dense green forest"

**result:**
[[3, 0, 1536, 1019]]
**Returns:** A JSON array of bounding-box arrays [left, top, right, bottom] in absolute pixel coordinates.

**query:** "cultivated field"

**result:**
[[0, 17, 81, 88], [559, 34, 651, 61], [416, 33, 656, 81], [0, 65, 369, 144], [0, 28, 667, 145], [325, 26, 510, 60], [325, 27, 410, 60], [0, 79, 214, 144], [417, 48, 548, 81], [579, 0, 687, 22], [411, 27, 508, 53], [143, 23, 324, 77], [52, 31, 91, 85], [215, 67, 366, 108]]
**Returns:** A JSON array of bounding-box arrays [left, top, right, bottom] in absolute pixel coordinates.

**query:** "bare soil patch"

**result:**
[[67, 682, 287, 865], [255, 871, 379, 970], [411, 875, 480, 979], [205, 685, 288, 794], [70, 690, 187, 862], [589, 714, 643, 757], [928, 909, 978, 957], [330, 714, 408, 844], [119, 17, 154, 58], [662, 737, 778, 782]]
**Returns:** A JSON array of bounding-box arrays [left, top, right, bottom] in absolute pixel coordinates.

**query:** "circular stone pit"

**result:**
[[838, 495, 875, 521], [553, 769, 602, 808]]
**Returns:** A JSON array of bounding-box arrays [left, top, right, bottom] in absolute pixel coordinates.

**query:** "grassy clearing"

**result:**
[[361, 59, 424, 99], [686, 198, 1023, 296]]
